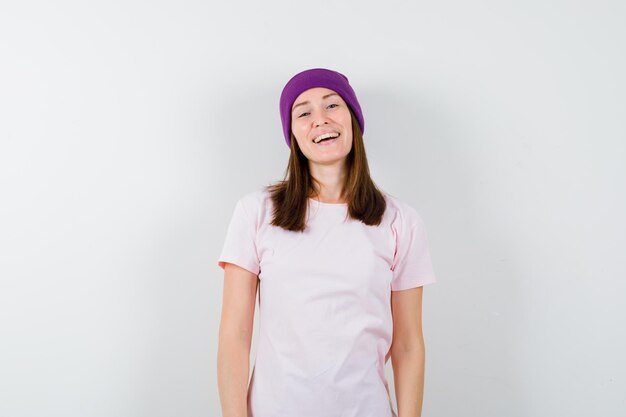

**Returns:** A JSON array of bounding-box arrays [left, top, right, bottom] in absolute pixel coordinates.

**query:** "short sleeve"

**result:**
[[390, 213, 437, 291], [217, 198, 260, 276]]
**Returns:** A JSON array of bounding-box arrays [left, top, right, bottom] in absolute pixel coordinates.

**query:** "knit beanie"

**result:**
[[279, 68, 365, 148]]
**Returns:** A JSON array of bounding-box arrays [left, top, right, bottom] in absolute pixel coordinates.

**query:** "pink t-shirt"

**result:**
[[217, 189, 437, 417]]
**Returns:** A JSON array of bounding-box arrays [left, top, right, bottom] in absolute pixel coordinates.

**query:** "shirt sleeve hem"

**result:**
[[390, 276, 437, 291], [217, 259, 260, 277]]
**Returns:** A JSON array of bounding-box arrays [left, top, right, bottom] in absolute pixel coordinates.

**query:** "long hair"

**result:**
[[264, 109, 386, 232]]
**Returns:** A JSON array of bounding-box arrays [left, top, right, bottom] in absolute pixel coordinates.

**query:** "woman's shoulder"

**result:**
[[233, 187, 274, 220], [237, 188, 269, 206], [381, 190, 426, 230]]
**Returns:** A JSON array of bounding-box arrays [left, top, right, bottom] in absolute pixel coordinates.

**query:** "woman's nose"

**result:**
[[313, 111, 329, 126]]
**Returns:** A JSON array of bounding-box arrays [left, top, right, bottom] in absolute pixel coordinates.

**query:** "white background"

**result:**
[[1, 1, 625, 416]]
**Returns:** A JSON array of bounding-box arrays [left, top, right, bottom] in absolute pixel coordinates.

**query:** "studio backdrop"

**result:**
[[1, 1, 624, 416]]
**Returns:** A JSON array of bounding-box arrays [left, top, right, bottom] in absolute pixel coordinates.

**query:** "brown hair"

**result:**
[[264, 109, 386, 232]]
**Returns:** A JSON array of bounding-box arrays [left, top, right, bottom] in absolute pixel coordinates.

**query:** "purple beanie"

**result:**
[[279, 68, 365, 148]]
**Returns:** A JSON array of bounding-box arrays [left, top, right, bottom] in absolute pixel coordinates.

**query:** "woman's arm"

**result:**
[[217, 263, 259, 417], [390, 286, 426, 417]]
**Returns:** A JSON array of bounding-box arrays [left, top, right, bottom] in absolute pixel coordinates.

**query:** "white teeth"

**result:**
[[313, 132, 340, 143]]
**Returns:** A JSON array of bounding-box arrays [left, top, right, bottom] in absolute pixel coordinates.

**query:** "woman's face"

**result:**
[[290, 87, 353, 166]]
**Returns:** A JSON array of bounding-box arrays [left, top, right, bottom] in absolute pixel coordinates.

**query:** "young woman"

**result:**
[[217, 68, 437, 417]]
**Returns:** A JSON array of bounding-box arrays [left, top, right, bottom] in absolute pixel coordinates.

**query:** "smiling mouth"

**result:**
[[313, 132, 340, 143]]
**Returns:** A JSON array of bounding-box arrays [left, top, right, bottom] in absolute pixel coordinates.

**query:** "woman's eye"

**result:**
[[297, 104, 337, 118]]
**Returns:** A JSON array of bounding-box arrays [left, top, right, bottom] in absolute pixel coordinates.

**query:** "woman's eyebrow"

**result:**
[[292, 93, 339, 112]]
